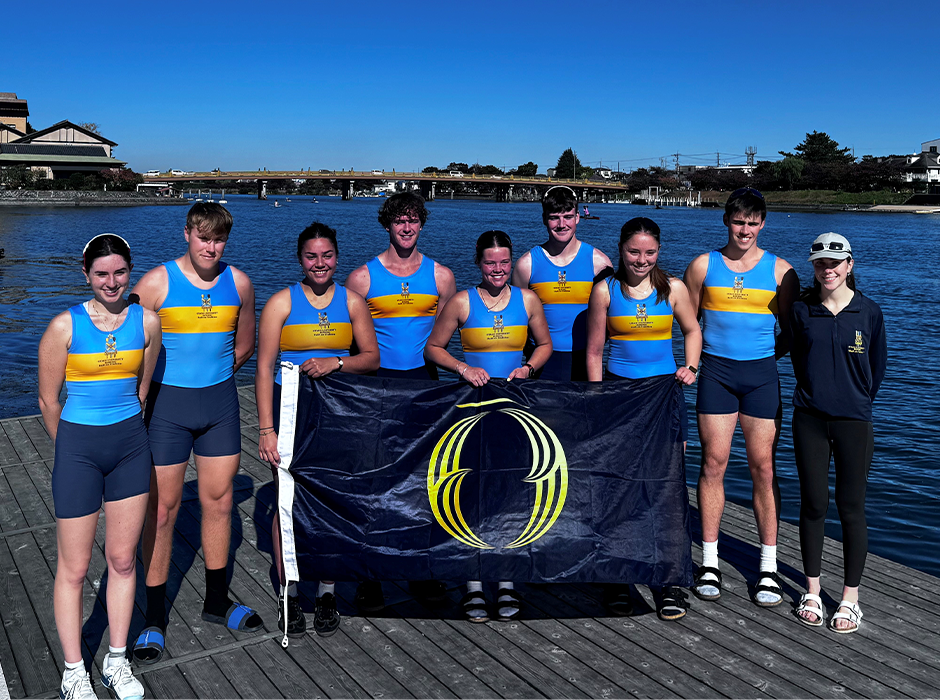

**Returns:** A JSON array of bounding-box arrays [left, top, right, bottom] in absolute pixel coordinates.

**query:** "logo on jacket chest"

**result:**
[[848, 330, 866, 354]]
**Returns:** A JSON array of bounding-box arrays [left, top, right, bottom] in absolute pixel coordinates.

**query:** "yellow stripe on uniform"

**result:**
[[529, 280, 594, 305], [460, 325, 528, 353], [607, 314, 673, 341], [280, 323, 353, 352], [701, 287, 778, 314], [65, 349, 144, 381], [158, 305, 240, 333], [366, 293, 438, 319]]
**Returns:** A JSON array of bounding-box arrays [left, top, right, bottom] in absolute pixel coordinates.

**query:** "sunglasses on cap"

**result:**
[[810, 241, 847, 252], [730, 187, 764, 199]]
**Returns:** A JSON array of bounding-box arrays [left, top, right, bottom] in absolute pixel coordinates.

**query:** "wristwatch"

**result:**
[[688, 365, 698, 375], [524, 362, 535, 378], [336, 357, 344, 371]]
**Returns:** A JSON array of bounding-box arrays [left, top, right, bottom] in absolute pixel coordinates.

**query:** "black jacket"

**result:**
[[789, 291, 887, 421]]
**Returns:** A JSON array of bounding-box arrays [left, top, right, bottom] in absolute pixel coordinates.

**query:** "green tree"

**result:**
[[773, 156, 805, 189], [512, 161, 538, 177], [780, 131, 855, 164], [470, 163, 504, 175], [422, 166, 440, 173], [446, 162, 469, 173], [555, 148, 581, 179]]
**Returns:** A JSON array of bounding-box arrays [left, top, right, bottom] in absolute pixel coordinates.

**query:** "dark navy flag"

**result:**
[[275, 366, 692, 586]]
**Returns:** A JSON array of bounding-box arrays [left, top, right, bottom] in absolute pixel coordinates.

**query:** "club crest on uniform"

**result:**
[[105, 332, 117, 358], [201, 294, 212, 311], [401, 282, 410, 298], [318, 312, 330, 328], [636, 303, 648, 321]]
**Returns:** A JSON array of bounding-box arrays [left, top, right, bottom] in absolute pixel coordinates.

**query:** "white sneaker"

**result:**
[[59, 670, 96, 700], [101, 656, 145, 700]]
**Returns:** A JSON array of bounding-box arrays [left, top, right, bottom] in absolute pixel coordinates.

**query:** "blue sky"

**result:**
[[7, 0, 938, 173]]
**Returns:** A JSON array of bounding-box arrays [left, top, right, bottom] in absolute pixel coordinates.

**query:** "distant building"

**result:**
[[0, 93, 29, 133], [0, 93, 126, 180], [896, 139, 940, 193]]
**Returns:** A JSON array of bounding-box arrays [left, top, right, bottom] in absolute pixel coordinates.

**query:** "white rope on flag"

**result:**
[[276, 362, 301, 647]]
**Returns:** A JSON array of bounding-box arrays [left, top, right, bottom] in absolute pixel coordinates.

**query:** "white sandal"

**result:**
[[795, 592, 824, 627], [829, 600, 862, 634]]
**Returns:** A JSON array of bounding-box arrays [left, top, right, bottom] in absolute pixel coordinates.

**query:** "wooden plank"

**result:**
[[0, 538, 60, 696], [0, 422, 40, 464], [0, 587, 26, 698], [3, 464, 53, 527], [247, 638, 336, 698], [0, 472, 28, 532], [176, 656, 239, 699], [19, 417, 54, 461], [142, 664, 196, 699], [0, 422, 19, 466], [278, 632, 370, 698], [209, 646, 284, 699]]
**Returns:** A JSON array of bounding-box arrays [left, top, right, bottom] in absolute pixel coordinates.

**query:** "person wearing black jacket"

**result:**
[[788, 232, 887, 634]]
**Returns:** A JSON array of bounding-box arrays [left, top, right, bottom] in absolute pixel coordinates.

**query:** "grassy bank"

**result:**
[[702, 189, 910, 207]]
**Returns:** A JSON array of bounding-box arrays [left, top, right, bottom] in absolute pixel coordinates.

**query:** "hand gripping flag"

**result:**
[[276, 366, 693, 587]]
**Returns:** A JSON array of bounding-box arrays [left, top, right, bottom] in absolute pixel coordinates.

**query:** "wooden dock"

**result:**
[[1, 386, 938, 699]]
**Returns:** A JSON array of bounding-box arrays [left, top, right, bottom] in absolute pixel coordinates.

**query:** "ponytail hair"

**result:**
[[616, 217, 672, 304]]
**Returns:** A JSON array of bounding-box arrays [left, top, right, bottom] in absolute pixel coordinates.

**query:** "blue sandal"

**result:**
[[201, 603, 264, 632], [132, 626, 165, 665]]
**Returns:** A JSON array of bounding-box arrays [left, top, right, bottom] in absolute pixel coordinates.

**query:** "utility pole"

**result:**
[[716, 151, 720, 167], [674, 151, 681, 179], [746, 146, 756, 167]]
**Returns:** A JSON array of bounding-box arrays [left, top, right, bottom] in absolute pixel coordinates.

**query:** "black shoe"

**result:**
[[603, 584, 634, 616], [355, 580, 385, 613], [278, 595, 306, 638], [408, 580, 448, 603], [314, 593, 340, 637], [656, 586, 690, 621]]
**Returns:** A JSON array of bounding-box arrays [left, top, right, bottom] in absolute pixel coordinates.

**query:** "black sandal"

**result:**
[[691, 566, 722, 600], [603, 584, 634, 616], [657, 587, 690, 621], [496, 587, 522, 621], [753, 571, 784, 607], [461, 592, 489, 623]]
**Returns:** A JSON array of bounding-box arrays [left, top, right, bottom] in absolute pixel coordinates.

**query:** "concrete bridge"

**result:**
[[142, 170, 632, 201]]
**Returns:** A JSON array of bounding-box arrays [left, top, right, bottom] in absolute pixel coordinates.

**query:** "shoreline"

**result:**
[[0, 190, 188, 207]]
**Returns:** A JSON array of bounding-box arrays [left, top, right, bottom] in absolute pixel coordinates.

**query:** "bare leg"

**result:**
[[195, 454, 240, 570], [103, 493, 149, 650], [696, 412, 738, 542], [739, 413, 781, 545], [54, 512, 99, 664], [141, 462, 187, 586]]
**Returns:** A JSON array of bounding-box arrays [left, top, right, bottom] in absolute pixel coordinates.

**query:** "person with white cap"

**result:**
[[789, 232, 886, 633]]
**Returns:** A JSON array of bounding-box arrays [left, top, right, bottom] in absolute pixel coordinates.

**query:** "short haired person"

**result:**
[[39, 234, 162, 699], [790, 233, 886, 633], [256, 223, 380, 637], [683, 188, 799, 607], [132, 203, 259, 663], [512, 185, 612, 380], [586, 217, 701, 620], [425, 230, 552, 621], [345, 191, 456, 611]]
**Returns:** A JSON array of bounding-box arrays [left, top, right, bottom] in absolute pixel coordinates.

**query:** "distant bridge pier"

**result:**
[[257, 180, 267, 200], [419, 180, 436, 202], [340, 180, 354, 201]]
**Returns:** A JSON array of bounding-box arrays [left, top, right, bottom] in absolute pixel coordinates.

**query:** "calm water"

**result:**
[[1, 196, 938, 576]]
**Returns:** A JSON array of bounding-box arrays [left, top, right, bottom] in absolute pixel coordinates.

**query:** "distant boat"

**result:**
[[273, 201, 281, 208], [581, 215, 600, 220]]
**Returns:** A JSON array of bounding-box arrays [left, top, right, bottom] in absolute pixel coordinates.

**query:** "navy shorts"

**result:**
[[53, 414, 152, 519], [605, 369, 689, 442], [145, 378, 241, 466], [696, 353, 781, 420], [537, 350, 588, 381]]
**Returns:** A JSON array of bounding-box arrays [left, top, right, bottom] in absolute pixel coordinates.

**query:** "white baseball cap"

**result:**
[[808, 232, 852, 262]]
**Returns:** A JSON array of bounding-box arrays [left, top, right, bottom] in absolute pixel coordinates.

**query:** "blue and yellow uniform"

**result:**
[[277, 283, 352, 384], [605, 278, 676, 379], [365, 256, 438, 374], [697, 250, 781, 419], [460, 286, 528, 379], [146, 260, 242, 465], [54, 303, 151, 518], [528, 243, 595, 353]]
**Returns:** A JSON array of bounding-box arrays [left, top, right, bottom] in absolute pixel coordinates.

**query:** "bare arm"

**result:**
[[255, 289, 291, 466], [425, 292, 482, 382], [131, 265, 168, 311], [137, 308, 163, 405], [774, 261, 799, 360], [585, 281, 610, 382], [511, 251, 532, 289], [232, 267, 256, 371], [670, 279, 702, 385], [344, 264, 371, 300], [434, 262, 457, 317], [508, 289, 552, 381], [38, 311, 71, 443], [592, 247, 614, 283], [683, 254, 709, 319]]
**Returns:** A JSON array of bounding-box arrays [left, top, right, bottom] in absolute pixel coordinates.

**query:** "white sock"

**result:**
[[281, 582, 297, 597], [701, 540, 719, 570], [497, 581, 519, 618], [498, 581, 513, 590], [318, 581, 334, 597], [759, 544, 777, 573], [105, 647, 126, 668], [466, 580, 483, 593], [64, 659, 84, 678]]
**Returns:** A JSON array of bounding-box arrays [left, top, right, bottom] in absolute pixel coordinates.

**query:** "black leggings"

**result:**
[[792, 409, 874, 587]]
